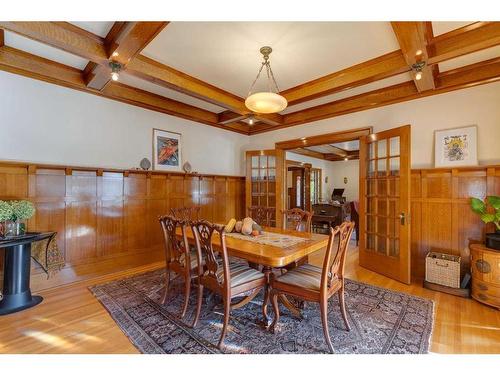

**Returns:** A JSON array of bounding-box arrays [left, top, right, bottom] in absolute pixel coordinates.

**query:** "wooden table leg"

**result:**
[[261, 266, 272, 325]]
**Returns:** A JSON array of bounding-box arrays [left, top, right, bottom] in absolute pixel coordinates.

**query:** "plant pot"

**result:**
[[485, 230, 500, 251], [3, 220, 26, 237]]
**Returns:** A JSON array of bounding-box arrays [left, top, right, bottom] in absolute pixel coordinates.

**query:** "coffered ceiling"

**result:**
[[0, 21, 499, 135]]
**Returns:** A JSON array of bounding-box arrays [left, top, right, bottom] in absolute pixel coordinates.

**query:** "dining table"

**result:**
[[176, 226, 329, 321]]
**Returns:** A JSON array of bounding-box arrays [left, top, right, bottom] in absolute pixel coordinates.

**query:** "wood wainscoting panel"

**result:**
[[411, 165, 500, 279], [0, 161, 245, 291]]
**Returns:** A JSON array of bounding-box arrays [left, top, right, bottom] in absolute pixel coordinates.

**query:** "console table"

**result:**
[[0, 232, 55, 315], [470, 243, 500, 310]]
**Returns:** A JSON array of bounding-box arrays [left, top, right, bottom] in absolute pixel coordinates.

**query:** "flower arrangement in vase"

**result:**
[[0, 200, 36, 238]]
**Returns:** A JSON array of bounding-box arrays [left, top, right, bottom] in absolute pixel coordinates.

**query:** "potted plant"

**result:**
[[3, 200, 36, 237], [470, 196, 500, 250], [0, 200, 14, 238]]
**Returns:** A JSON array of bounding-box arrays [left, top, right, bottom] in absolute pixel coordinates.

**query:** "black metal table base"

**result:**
[[0, 232, 54, 315], [0, 293, 43, 315]]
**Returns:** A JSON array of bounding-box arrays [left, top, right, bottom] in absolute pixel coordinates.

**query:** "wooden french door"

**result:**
[[359, 125, 411, 284], [246, 150, 284, 228]]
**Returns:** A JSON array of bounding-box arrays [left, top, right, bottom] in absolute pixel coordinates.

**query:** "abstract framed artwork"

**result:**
[[434, 125, 478, 168], [152, 129, 182, 171]]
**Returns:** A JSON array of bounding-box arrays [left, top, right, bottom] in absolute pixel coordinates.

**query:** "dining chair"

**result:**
[[159, 215, 199, 319], [247, 206, 274, 227], [281, 208, 313, 270], [269, 221, 355, 353], [282, 207, 313, 232], [191, 220, 267, 348], [170, 206, 201, 221]]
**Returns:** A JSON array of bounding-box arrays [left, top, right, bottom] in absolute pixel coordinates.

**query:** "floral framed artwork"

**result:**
[[152, 129, 182, 171], [434, 125, 478, 168]]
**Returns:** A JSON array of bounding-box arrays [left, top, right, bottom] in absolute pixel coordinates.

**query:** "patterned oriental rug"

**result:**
[[89, 269, 434, 354]]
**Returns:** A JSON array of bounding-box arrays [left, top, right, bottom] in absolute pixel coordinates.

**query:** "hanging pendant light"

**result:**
[[245, 46, 287, 114]]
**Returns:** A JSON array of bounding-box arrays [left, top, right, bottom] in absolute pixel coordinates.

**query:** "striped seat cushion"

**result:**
[[216, 263, 264, 288], [179, 250, 204, 270], [276, 263, 323, 290]]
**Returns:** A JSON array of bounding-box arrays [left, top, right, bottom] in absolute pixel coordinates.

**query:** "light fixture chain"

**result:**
[[247, 61, 266, 96], [267, 63, 281, 93]]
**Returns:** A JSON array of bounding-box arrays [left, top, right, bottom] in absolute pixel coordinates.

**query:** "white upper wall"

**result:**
[[247, 82, 500, 168], [0, 72, 249, 176]]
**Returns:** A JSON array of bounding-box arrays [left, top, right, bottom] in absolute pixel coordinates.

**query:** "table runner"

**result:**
[[224, 231, 308, 248]]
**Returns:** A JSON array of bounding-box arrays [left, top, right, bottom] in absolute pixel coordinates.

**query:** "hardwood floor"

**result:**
[[0, 244, 499, 354]]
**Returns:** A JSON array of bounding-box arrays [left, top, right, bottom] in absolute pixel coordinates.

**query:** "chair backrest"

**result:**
[[170, 206, 201, 221], [247, 206, 274, 226], [281, 208, 313, 232], [191, 220, 230, 292], [159, 215, 190, 266], [320, 221, 355, 293]]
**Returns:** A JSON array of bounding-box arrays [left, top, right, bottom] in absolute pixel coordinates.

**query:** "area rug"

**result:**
[[89, 269, 434, 354]]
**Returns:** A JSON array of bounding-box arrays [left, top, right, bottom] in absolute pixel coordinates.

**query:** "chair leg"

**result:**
[[269, 290, 280, 333], [217, 296, 231, 349], [160, 269, 171, 305], [180, 274, 191, 319], [338, 288, 351, 331], [191, 283, 204, 328], [319, 299, 334, 354]]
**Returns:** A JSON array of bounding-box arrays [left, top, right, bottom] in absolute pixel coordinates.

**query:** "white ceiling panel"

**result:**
[[431, 22, 473, 36], [331, 140, 359, 151], [142, 22, 400, 97], [439, 46, 500, 72], [4, 31, 89, 69], [119, 73, 226, 113], [69, 22, 114, 38], [281, 72, 413, 114]]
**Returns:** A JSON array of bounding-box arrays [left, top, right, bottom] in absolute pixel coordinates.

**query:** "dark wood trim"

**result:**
[[428, 21, 500, 65], [276, 127, 372, 150], [281, 50, 408, 106]]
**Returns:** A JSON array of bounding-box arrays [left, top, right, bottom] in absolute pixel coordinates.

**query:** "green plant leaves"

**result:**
[[470, 197, 486, 214], [487, 196, 500, 210], [480, 213, 496, 224]]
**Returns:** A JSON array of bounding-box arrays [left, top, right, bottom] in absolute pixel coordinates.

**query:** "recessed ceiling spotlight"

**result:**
[[344, 157, 349, 161], [112, 51, 119, 57], [415, 49, 423, 56], [248, 116, 255, 125]]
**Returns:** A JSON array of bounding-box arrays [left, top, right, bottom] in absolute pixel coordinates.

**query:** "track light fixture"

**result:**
[[109, 61, 122, 81], [411, 61, 426, 81]]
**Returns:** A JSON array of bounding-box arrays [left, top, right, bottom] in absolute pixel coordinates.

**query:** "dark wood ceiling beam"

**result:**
[[252, 58, 500, 134], [428, 22, 500, 65], [391, 21, 435, 92], [84, 22, 168, 91], [0, 21, 109, 64], [0, 21, 275, 124], [0, 45, 249, 135], [218, 110, 248, 124], [281, 50, 409, 106], [0, 29, 4, 47]]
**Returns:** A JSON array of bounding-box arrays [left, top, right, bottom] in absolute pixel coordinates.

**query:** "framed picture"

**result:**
[[152, 129, 182, 171], [434, 125, 478, 168]]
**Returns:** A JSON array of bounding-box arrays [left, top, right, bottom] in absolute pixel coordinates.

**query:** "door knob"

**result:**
[[398, 212, 406, 225]]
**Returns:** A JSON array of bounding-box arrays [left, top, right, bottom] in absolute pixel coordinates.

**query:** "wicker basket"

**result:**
[[425, 252, 461, 288]]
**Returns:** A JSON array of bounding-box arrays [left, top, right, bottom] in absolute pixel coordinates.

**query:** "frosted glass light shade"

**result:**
[[245, 92, 287, 114]]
